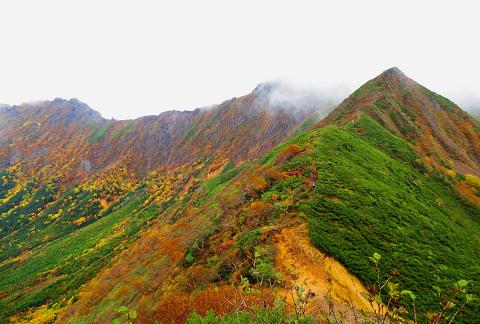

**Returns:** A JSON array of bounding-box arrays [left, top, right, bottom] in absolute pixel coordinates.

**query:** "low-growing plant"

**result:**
[[248, 246, 281, 286], [112, 305, 137, 324], [365, 252, 476, 324]]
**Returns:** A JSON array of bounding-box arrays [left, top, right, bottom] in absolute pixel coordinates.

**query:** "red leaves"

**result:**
[[276, 145, 303, 165], [216, 239, 234, 254], [150, 286, 274, 323]]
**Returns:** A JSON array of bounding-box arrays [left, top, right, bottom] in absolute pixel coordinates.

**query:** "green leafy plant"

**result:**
[[248, 246, 281, 286], [366, 252, 476, 324], [112, 305, 137, 324]]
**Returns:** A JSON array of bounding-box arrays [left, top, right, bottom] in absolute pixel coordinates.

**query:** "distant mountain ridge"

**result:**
[[0, 83, 334, 181]]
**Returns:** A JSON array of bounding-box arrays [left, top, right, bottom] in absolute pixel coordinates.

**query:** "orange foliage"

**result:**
[[276, 144, 303, 165], [250, 201, 274, 225], [216, 239, 234, 254], [264, 166, 288, 181], [457, 182, 480, 205], [251, 175, 268, 192], [99, 198, 109, 209], [243, 173, 269, 197], [131, 277, 146, 291], [142, 285, 274, 323]]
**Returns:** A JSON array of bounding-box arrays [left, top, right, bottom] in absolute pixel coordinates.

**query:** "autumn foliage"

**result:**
[[139, 285, 274, 324], [275, 144, 303, 165]]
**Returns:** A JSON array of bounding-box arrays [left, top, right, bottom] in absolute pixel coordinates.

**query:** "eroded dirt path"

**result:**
[[274, 220, 371, 314]]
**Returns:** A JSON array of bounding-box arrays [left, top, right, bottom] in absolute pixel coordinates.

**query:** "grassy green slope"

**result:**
[[167, 113, 479, 322], [0, 190, 159, 321], [181, 113, 479, 321], [262, 115, 479, 320]]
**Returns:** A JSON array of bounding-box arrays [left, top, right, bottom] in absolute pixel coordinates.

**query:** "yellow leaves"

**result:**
[[21, 121, 33, 128], [465, 174, 480, 188], [144, 162, 203, 206], [74, 216, 87, 226], [250, 175, 268, 192], [9, 303, 60, 324], [0, 182, 24, 204], [48, 209, 63, 221], [445, 169, 456, 178], [80, 164, 135, 198]]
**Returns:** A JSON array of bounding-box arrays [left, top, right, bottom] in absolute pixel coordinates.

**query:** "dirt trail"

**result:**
[[274, 220, 371, 314]]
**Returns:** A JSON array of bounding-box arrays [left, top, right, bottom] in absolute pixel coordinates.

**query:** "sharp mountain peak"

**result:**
[[380, 66, 407, 77], [319, 67, 480, 175]]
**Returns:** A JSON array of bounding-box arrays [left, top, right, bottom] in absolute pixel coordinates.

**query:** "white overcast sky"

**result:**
[[1, 1, 479, 119]]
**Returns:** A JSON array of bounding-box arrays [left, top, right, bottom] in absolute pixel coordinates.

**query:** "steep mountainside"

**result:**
[[0, 84, 333, 322], [0, 84, 330, 181], [319, 67, 480, 176], [54, 116, 479, 323], [0, 70, 479, 323]]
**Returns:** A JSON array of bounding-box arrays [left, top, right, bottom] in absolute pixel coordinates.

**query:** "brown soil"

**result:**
[[274, 220, 372, 315]]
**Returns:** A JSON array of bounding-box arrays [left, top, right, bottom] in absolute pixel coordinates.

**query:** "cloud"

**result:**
[[253, 80, 349, 111], [454, 94, 480, 117]]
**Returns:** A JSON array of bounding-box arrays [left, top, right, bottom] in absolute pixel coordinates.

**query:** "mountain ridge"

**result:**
[[318, 67, 480, 176], [1, 68, 479, 323], [0, 84, 334, 181]]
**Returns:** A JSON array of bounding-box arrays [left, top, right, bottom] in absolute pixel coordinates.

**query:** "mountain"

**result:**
[[320, 67, 480, 176], [0, 70, 479, 323], [0, 84, 330, 181], [0, 83, 334, 322]]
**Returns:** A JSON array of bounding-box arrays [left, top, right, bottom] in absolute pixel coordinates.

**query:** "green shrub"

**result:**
[[247, 246, 280, 285], [235, 229, 261, 255]]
